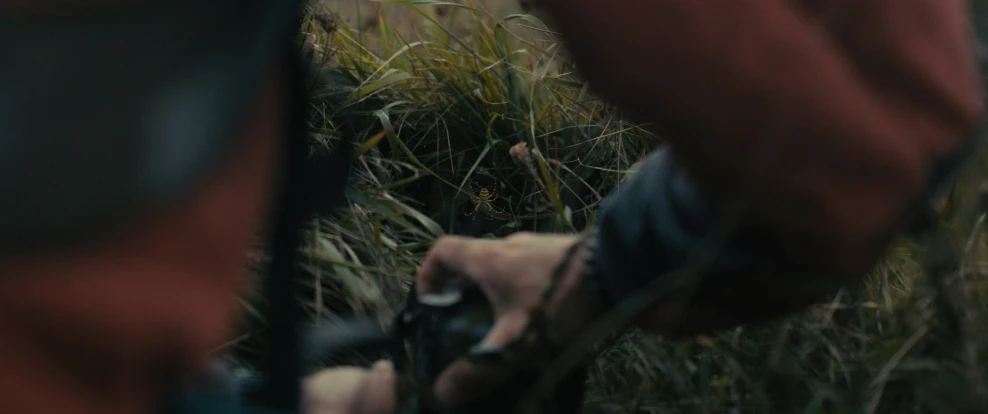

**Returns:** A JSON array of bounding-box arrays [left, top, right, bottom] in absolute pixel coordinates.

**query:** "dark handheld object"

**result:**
[[303, 282, 589, 414]]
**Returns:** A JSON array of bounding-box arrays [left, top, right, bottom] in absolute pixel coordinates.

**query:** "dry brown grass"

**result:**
[[312, 0, 551, 43]]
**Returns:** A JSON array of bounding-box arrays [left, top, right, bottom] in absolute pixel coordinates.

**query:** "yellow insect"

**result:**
[[467, 187, 514, 221], [468, 187, 498, 217]]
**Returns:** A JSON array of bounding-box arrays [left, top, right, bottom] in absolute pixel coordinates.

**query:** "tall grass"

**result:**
[[243, 2, 988, 412]]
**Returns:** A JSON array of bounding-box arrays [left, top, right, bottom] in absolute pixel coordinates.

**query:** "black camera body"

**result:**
[[303, 282, 589, 414], [395, 283, 588, 414]]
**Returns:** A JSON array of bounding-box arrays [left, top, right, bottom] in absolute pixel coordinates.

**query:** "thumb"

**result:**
[[433, 312, 529, 407], [357, 360, 398, 414], [352, 360, 397, 414]]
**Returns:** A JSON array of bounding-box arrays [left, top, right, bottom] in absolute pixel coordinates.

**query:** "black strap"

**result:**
[[242, 51, 310, 411], [243, 29, 354, 414]]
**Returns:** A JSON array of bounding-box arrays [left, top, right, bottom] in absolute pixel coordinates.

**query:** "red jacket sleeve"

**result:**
[[542, 0, 983, 276]]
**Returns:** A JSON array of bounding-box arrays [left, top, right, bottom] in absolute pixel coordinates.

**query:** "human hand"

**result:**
[[414, 232, 604, 408], [302, 361, 397, 414]]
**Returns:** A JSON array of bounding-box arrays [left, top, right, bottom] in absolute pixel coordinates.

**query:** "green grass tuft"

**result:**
[[241, 2, 988, 412]]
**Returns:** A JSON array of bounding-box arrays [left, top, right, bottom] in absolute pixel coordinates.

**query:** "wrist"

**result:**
[[545, 231, 609, 343]]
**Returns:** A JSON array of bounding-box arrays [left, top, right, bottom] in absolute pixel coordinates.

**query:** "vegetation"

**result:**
[[243, 2, 988, 412]]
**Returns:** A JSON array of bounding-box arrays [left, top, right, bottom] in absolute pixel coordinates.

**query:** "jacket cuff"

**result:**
[[593, 146, 728, 303]]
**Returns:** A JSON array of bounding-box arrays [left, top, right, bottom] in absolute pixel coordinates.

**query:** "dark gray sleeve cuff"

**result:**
[[592, 129, 979, 310], [592, 146, 807, 307], [593, 146, 722, 303]]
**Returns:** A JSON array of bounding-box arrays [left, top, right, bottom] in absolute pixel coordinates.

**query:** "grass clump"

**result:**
[[243, 2, 988, 412]]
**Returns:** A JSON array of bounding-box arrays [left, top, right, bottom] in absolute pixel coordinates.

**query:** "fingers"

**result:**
[[352, 360, 397, 414], [433, 359, 511, 408], [477, 311, 530, 349], [416, 235, 522, 408], [432, 312, 529, 407], [416, 236, 484, 295], [416, 233, 582, 409], [303, 367, 369, 409], [302, 361, 397, 414]]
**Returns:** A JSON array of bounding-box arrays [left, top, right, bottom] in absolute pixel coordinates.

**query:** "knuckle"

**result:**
[[507, 231, 536, 240], [504, 231, 537, 246], [473, 246, 504, 267], [433, 235, 460, 248], [469, 249, 511, 282], [431, 235, 468, 255]]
